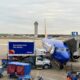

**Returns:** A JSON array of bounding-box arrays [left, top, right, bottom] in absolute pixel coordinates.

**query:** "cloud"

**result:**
[[0, 0, 80, 34]]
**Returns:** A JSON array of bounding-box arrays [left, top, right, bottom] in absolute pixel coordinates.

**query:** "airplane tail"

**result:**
[[42, 38, 55, 54]]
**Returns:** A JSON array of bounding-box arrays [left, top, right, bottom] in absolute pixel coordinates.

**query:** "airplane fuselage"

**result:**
[[42, 38, 70, 64]]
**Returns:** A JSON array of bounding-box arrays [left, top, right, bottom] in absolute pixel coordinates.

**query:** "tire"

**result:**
[[59, 64, 64, 70], [50, 64, 52, 68], [73, 56, 79, 59], [43, 64, 50, 69], [0, 74, 3, 78], [9, 74, 17, 78]]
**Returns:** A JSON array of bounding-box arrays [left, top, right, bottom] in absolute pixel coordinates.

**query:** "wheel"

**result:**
[[43, 64, 50, 69], [9, 74, 17, 78], [59, 64, 64, 70], [73, 56, 79, 59], [0, 74, 3, 78], [49, 64, 52, 68]]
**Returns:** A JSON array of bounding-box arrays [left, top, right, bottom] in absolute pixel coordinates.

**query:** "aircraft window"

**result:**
[[56, 48, 62, 52], [61, 48, 64, 51], [37, 57, 43, 61], [56, 48, 68, 52]]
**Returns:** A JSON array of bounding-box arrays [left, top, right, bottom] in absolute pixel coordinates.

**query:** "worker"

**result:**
[[67, 71, 72, 80], [77, 73, 80, 80], [67, 77, 71, 80], [78, 77, 80, 80], [78, 76, 80, 80], [71, 71, 77, 80], [67, 71, 78, 80]]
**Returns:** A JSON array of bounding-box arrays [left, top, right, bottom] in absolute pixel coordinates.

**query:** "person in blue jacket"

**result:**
[[67, 71, 78, 80], [71, 71, 78, 80]]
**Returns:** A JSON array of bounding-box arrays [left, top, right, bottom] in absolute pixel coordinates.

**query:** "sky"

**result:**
[[0, 0, 80, 34]]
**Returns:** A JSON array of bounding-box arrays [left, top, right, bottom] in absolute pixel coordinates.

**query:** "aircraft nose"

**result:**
[[52, 51, 70, 64], [62, 51, 70, 62]]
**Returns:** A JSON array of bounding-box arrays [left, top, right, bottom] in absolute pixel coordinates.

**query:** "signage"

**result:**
[[9, 42, 34, 56]]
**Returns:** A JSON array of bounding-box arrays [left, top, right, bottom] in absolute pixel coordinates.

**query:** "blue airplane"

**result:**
[[42, 38, 70, 69]]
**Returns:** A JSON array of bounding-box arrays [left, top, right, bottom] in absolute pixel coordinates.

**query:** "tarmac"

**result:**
[[1, 61, 80, 80], [0, 69, 66, 80]]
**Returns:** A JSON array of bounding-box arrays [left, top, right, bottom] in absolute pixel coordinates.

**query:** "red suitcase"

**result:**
[[7, 65, 16, 74], [16, 66, 24, 76]]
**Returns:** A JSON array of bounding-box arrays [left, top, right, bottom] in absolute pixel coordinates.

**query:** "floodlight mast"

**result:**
[[44, 19, 47, 38]]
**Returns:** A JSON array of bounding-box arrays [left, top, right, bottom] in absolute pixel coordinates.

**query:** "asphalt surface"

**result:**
[[0, 61, 80, 80], [1, 61, 80, 80], [0, 69, 66, 80], [31, 69, 66, 80]]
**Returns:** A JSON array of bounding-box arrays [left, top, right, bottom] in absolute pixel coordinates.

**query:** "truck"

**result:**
[[36, 55, 51, 69], [8, 42, 51, 69], [22, 55, 51, 69]]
